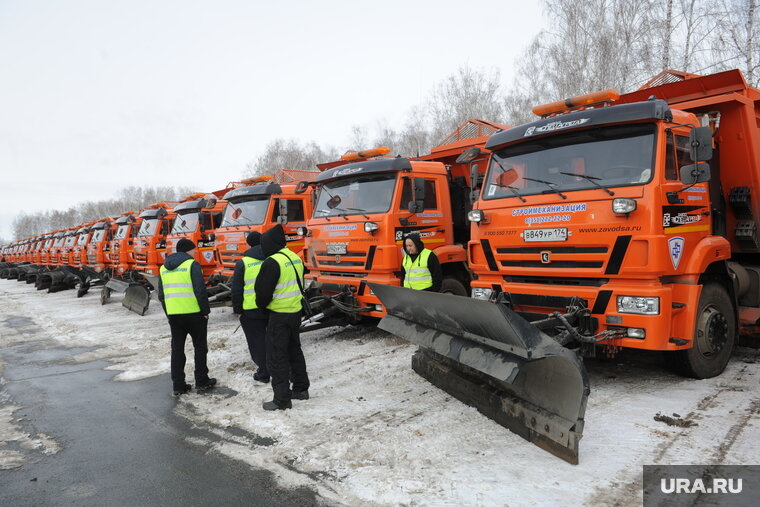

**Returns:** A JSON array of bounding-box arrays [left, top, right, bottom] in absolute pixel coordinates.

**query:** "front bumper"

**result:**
[[473, 276, 702, 351]]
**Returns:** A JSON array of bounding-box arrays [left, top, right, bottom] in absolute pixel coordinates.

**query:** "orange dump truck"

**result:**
[[133, 203, 175, 276], [371, 69, 760, 464], [300, 120, 507, 330], [214, 171, 317, 281]]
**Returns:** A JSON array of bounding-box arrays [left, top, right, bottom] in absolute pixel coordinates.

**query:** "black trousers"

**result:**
[[168, 313, 210, 389], [266, 311, 309, 404], [240, 312, 268, 376]]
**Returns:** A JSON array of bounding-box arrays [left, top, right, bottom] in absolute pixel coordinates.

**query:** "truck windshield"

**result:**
[[115, 224, 130, 240], [77, 233, 89, 245], [138, 219, 159, 237], [483, 124, 656, 200], [64, 235, 76, 247], [314, 173, 396, 217], [221, 197, 269, 227], [171, 211, 199, 234], [91, 230, 105, 242]]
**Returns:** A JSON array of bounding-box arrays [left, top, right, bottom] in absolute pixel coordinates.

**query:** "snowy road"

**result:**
[[1, 279, 758, 506]]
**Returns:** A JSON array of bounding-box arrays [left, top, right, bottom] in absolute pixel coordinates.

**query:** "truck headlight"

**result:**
[[364, 222, 379, 233], [617, 296, 659, 315], [468, 210, 485, 223], [297, 226, 307, 236], [612, 198, 637, 214], [471, 287, 493, 300]]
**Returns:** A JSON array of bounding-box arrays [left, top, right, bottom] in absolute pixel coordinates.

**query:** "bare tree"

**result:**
[[710, 0, 760, 84], [244, 139, 337, 177], [426, 66, 507, 144], [10, 186, 194, 239]]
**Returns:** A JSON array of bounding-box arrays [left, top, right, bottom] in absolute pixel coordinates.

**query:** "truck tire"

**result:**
[[665, 283, 735, 379], [440, 277, 468, 297]]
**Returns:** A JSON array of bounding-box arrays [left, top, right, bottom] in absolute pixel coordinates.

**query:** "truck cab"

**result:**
[[108, 213, 140, 275], [166, 195, 226, 279], [216, 181, 312, 279], [86, 220, 115, 272], [133, 205, 174, 276], [468, 70, 760, 378], [71, 223, 96, 267]]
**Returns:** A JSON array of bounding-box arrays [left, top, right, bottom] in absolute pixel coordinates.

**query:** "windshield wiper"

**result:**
[[333, 207, 350, 220], [560, 171, 614, 196], [523, 177, 568, 199], [495, 183, 526, 202], [315, 209, 332, 221], [346, 207, 370, 219]]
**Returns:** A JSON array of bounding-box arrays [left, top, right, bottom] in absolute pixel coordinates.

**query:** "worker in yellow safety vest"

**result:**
[[254, 224, 310, 410], [231, 231, 270, 383], [401, 232, 442, 292], [158, 238, 216, 396]]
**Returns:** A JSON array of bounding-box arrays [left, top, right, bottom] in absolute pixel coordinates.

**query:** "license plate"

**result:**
[[226, 244, 238, 251], [326, 243, 347, 255], [524, 227, 568, 242]]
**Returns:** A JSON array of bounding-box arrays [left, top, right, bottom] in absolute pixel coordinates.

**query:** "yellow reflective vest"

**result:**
[[160, 258, 201, 314], [402, 248, 433, 290], [267, 248, 304, 313], [242, 255, 265, 310]]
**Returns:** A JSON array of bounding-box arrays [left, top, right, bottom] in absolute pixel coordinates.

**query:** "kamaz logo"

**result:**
[[334, 167, 363, 177], [525, 118, 590, 137]]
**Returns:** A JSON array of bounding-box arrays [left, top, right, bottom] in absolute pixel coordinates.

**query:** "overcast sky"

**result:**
[[0, 0, 546, 240]]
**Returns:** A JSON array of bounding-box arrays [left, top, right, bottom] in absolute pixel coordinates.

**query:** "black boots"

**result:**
[[196, 378, 217, 392], [172, 383, 192, 397], [262, 400, 292, 410], [291, 390, 309, 400]]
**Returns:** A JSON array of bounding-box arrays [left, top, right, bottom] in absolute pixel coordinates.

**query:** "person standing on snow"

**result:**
[[158, 238, 217, 396], [400, 232, 442, 292], [254, 224, 310, 410], [231, 231, 270, 383]]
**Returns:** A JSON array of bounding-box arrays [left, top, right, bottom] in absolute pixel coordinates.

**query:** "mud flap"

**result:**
[[369, 283, 589, 464]]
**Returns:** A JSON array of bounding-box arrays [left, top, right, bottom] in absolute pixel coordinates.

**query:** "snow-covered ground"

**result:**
[[1, 279, 758, 505]]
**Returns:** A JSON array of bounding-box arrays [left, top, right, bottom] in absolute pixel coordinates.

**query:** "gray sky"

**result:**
[[0, 0, 545, 240]]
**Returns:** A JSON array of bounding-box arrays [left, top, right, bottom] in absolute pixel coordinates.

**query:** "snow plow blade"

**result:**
[[369, 283, 589, 464], [122, 284, 151, 316]]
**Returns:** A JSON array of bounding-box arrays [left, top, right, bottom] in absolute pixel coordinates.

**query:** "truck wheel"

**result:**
[[666, 283, 735, 379], [440, 277, 468, 297]]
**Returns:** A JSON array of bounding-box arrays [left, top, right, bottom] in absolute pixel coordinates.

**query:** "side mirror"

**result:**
[[277, 199, 289, 225], [327, 195, 342, 209], [689, 126, 713, 162], [407, 177, 426, 213], [497, 168, 519, 187], [470, 164, 480, 204], [680, 162, 711, 185], [407, 200, 424, 213], [455, 146, 482, 164], [470, 164, 480, 188]]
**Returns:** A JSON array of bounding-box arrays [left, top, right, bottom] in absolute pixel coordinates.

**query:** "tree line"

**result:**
[[11, 186, 194, 240]]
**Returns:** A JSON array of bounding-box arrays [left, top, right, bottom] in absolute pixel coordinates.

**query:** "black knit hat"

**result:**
[[176, 238, 196, 253], [246, 231, 261, 248]]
